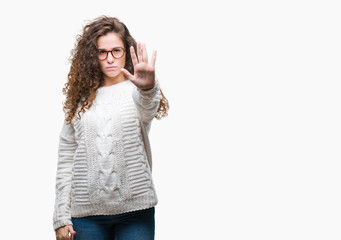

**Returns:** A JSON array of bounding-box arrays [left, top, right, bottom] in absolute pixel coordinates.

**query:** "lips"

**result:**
[[106, 66, 117, 69]]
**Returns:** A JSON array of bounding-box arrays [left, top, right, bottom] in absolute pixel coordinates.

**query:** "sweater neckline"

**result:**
[[97, 80, 129, 94]]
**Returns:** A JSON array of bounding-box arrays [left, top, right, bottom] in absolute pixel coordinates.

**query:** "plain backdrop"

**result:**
[[0, 0, 340, 239]]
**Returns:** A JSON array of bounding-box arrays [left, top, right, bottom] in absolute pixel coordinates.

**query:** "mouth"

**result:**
[[106, 66, 117, 70]]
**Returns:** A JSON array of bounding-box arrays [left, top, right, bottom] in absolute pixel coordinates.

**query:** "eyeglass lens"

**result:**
[[98, 48, 125, 60]]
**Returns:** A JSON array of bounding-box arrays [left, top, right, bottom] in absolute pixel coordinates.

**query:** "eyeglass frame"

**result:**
[[97, 47, 126, 60]]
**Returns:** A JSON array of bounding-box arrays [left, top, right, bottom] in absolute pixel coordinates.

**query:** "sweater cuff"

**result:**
[[53, 218, 73, 231], [137, 79, 160, 97]]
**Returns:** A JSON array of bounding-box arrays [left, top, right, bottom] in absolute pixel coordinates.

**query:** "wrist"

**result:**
[[141, 87, 154, 91], [140, 83, 155, 91]]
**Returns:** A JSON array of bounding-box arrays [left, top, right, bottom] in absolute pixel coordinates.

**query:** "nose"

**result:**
[[106, 52, 115, 63]]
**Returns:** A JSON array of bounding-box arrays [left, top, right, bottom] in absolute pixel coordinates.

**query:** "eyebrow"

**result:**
[[97, 47, 123, 51]]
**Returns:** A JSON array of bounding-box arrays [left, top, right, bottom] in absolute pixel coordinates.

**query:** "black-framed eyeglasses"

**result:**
[[97, 47, 126, 60]]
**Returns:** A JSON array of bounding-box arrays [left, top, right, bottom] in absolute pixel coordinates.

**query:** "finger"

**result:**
[[71, 231, 76, 240], [130, 46, 138, 66], [121, 68, 134, 80], [68, 226, 76, 240], [142, 43, 148, 63], [137, 42, 143, 62], [150, 50, 157, 67]]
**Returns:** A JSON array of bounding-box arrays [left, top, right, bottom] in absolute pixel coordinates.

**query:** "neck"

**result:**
[[101, 73, 126, 87]]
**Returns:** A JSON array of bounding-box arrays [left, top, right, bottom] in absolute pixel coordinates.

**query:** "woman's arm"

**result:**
[[132, 78, 161, 125], [53, 121, 77, 231], [121, 42, 161, 125]]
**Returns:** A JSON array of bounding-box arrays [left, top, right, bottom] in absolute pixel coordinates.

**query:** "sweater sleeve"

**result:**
[[53, 120, 77, 230], [132, 78, 162, 130]]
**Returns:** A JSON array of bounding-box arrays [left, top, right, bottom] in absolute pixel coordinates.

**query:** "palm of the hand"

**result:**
[[121, 42, 157, 90], [131, 62, 155, 89]]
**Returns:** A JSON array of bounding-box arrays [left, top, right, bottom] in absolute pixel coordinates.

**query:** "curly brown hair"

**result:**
[[62, 15, 169, 124]]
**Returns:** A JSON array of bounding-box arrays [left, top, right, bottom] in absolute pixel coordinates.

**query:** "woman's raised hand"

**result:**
[[121, 42, 156, 90]]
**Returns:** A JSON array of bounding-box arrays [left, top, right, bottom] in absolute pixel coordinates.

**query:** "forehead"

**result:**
[[97, 32, 124, 49]]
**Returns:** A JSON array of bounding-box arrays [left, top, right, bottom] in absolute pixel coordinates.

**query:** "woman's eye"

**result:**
[[113, 49, 121, 53]]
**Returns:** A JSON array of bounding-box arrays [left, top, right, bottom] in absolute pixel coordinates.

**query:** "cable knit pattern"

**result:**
[[53, 79, 161, 230]]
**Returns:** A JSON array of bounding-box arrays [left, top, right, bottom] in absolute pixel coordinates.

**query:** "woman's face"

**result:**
[[97, 32, 126, 82]]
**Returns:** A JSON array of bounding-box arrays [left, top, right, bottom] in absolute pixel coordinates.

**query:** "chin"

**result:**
[[104, 72, 119, 78], [107, 74, 119, 78], [104, 71, 125, 80]]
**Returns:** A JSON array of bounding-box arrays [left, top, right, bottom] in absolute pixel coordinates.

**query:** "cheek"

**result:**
[[119, 57, 126, 68]]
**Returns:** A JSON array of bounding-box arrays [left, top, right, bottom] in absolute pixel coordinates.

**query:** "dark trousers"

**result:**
[[71, 207, 155, 240]]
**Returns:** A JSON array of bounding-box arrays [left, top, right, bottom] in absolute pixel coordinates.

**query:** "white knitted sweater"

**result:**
[[53, 79, 161, 230]]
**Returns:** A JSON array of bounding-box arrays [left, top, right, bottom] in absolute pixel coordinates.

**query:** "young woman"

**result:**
[[53, 16, 168, 240]]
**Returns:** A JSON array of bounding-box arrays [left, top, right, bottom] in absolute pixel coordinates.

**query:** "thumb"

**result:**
[[68, 226, 76, 239], [121, 68, 135, 81]]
